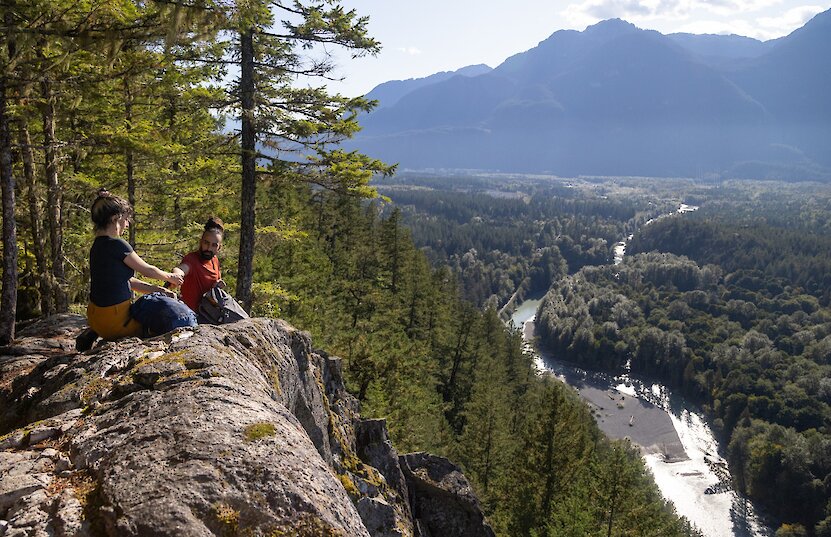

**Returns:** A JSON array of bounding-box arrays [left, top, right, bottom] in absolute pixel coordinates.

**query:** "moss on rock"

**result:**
[[243, 422, 276, 442]]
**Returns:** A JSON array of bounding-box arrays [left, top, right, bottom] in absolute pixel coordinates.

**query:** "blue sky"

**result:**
[[320, 0, 831, 97]]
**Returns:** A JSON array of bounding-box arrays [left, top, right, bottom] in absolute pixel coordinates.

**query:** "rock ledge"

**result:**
[[0, 315, 494, 537]]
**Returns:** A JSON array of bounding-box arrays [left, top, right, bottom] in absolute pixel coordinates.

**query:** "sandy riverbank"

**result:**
[[514, 292, 771, 536], [578, 385, 688, 461], [524, 319, 688, 461]]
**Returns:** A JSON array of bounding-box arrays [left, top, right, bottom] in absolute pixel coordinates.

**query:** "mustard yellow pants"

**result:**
[[87, 299, 142, 340]]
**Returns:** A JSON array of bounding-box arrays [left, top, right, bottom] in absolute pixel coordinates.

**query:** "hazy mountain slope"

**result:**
[[731, 9, 831, 121], [350, 10, 831, 179], [668, 33, 773, 65], [361, 72, 516, 133], [364, 64, 492, 109], [496, 19, 640, 82], [728, 8, 831, 168], [527, 30, 765, 123]]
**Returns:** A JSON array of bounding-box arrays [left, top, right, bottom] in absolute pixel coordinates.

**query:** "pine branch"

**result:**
[[151, 0, 222, 13], [269, 2, 305, 17], [250, 61, 334, 78]]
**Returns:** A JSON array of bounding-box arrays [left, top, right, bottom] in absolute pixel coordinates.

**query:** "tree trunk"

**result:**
[[124, 79, 136, 247], [605, 447, 623, 537], [40, 67, 67, 312], [539, 392, 560, 521], [167, 92, 183, 232], [236, 28, 256, 312], [0, 75, 18, 344], [389, 211, 400, 294], [481, 413, 494, 493], [173, 195, 182, 231], [18, 118, 52, 315], [606, 473, 618, 537], [446, 306, 474, 400]]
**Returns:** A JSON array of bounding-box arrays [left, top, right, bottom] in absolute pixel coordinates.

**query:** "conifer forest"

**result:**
[[2, 2, 830, 537]]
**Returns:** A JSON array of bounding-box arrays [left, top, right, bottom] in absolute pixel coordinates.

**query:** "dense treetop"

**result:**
[[536, 181, 831, 534], [0, 4, 701, 535]]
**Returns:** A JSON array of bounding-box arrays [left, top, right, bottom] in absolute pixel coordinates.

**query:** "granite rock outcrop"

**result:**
[[0, 315, 494, 537]]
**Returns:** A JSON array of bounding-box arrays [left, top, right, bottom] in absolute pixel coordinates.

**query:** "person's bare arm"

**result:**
[[169, 263, 190, 288], [124, 252, 184, 286], [129, 278, 176, 297]]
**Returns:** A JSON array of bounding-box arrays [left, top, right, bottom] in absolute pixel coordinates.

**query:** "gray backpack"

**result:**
[[197, 285, 249, 325]]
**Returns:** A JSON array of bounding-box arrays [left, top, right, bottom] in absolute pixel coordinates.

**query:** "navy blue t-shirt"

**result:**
[[89, 236, 135, 307]]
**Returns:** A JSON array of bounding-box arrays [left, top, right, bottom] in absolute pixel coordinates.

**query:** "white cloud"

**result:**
[[562, 0, 827, 38], [675, 3, 825, 38], [563, 0, 787, 24], [691, 0, 785, 17], [395, 47, 423, 55], [758, 4, 826, 30], [563, 0, 694, 27], [675, 18, 767, 36]]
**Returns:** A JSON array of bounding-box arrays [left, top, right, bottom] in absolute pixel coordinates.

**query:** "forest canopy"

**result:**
[[382, 174, 831, 535], [0, 4, 702, 536], [0, 0, 392, 342], [537, 185, 831, 533]]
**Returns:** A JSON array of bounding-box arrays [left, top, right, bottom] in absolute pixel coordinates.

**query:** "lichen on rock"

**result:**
[[0, 314, 494, 537]]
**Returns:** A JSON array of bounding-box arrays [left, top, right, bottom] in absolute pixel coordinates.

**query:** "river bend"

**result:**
[[508, 202, 774, 536]]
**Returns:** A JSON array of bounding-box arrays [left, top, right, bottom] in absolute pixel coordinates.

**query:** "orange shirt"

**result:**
[[179, 252, 221, 312]]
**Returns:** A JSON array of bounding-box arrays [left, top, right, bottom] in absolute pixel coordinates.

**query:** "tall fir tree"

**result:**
[[219, 0, 393, 311]]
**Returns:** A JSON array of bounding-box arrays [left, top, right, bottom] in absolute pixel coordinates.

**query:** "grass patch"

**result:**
[[60, 470, 109, 537], [269, 368, 282, 396], [244, 422, 276, 442], [79, 376, 112, 405]]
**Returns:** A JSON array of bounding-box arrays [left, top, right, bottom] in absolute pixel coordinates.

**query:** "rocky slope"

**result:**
[[0, 314, 494, 537]]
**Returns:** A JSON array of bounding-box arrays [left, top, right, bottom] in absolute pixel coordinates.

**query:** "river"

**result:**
[[508, 204, 774, 537], [613, 203, 700, 265]]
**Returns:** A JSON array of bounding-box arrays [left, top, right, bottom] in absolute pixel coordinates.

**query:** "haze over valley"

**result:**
[[348, 10, 831, 180]]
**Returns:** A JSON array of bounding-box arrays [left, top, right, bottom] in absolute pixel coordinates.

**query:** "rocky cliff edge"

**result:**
[[0, 314, 494, 537]]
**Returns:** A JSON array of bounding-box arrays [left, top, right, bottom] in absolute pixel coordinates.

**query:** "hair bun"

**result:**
[[205, 216, 224, 231]]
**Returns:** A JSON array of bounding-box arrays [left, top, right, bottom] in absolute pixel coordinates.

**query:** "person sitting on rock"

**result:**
[[171, 217, 224, 312], [84, 189, 184, 343]]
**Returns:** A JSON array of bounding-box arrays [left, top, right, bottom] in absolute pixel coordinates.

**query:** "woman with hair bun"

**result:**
[[171, 216, 225, 312], [85, 189, 184, 340]]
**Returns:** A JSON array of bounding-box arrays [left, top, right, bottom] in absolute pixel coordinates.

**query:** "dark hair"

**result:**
[[91, 188, 132, 231], [204, 216, 224, 236]]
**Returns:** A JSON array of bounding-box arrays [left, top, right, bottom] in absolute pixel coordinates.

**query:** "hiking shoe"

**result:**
[[75, 328, 98, 352]]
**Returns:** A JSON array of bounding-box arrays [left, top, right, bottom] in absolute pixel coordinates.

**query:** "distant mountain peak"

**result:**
[[455, 64, 493, 77], [351, 12, 831, 180], [584, 18, 640, 35], [805, 6, 831, 26], [787, 6, 831, 37], [668, 32, 771, 62]]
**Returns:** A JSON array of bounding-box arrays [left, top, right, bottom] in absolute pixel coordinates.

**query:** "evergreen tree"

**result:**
[[0, 0, 225, 328], [217, 0, 393, 311], [0, 55, 16, 344], [455, 315, 512, 497]]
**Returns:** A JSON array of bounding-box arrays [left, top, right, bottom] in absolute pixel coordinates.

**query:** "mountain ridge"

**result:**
[[351, 10, 831, 180], [365, 64, 493, 109]]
